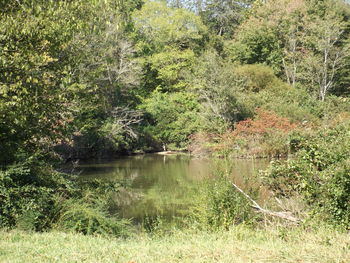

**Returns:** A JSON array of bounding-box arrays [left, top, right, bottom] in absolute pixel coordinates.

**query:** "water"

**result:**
[[77, 154, 269, 224]]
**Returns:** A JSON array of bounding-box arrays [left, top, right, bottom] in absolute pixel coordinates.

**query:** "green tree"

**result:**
[[231, 0, 350, 99], [301, 0, 350, 100], [141, 91, 202, 149], [132, 0, 207, 52], [132, 0, 207, 94], [0, 0, 88, 163], [188, 51, 250, 131], [201, 0, 255, 38], [147, 48, 195, 91]]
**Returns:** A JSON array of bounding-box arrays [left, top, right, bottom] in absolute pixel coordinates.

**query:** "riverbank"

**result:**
[[1, 226, 349, 263]]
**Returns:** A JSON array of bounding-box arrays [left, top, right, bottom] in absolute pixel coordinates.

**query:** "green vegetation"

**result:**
[[1, 226, 349, 263], [1, 0, 350, 261], [188, 161, 259, 230], [264, 120, 350, 228], [0, 160, 130, 235]]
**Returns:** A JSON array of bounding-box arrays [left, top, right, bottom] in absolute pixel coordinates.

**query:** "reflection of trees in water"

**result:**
[[112, 188, 143, 208], [115, 156, 202, 221], [79, 155, 270, 223]]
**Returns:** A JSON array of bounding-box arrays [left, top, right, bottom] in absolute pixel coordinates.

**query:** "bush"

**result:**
[[234, 109, 297, 136], [234, 64, 280, 92], [0, 162, 73, 231], [218, 109, 298, 158], [263, 121, 350, 228], [238, 86, 324, 124], [55, 179, 131, 236], [319, 160, 350, 227], [191, 161, 258, 230], [54, 198, 130, 236], [0, 159, 130, 235]]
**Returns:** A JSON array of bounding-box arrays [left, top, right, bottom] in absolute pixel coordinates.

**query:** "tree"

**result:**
[[72, 10, 140, 114], [201, 0, 255, 38], [231, 0, 350, 99], [141, 91, 202, 148], [188, 51, 249, 130], [63, 0, 143, 156], [0, 0, 88, 163], [302, 2, 350, 101], [0, 0, 143, 163], [132, 0, 207, 51], [166, 0, 205, 13], [147, 48, 196, 91], [132, 0, 207, 94]]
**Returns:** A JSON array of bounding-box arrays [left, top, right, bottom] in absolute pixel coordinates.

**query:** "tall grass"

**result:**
[[188, 159, 259, 230]]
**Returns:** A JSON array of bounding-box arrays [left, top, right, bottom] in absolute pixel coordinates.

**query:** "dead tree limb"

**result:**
[[231, 182, 300, 224]]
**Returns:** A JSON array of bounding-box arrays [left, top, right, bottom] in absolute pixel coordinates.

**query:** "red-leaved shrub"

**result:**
[[234, 109, 298, 136]]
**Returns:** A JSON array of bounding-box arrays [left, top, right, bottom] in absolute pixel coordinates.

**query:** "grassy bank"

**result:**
[[1, 227, 349, 263]]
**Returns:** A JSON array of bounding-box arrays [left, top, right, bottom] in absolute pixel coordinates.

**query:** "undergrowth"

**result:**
[[0, 158, 130, 236]]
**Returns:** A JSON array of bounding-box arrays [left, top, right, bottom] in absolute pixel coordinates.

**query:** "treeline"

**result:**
[[1, 0, 350, 163], [0, 0, 350, 231]]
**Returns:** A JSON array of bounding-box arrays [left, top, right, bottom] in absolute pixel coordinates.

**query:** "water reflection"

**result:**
[[78, 154, 269, 223]]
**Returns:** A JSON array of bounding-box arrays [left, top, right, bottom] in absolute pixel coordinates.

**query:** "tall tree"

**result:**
[[302, 0, 350, 100], [231, 0, 350, 99], [201, 0, 254, 38], [0, 0, 88, 163], [0, 0, 142, 163], [132, 0, 207, 93]]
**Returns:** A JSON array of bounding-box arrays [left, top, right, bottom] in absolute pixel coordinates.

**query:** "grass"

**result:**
[[0, 226, 349, 263]]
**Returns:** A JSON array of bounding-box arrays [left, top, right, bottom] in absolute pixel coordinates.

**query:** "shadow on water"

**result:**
[[77, 154, 270, 226]]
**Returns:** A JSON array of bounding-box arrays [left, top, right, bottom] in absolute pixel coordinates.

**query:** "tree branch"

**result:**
[[231, 182, 300, 224]]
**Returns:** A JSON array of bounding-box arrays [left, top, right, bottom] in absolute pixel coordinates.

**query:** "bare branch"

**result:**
[[111, 107, 143, 139], [231, 182, 300, 224]]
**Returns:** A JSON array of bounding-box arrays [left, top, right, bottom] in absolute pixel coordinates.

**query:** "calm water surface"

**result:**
[[78, 154, 269, 223]]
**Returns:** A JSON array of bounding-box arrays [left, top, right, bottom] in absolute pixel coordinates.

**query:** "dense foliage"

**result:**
[[1, 0, 350, 233], [0, 159, 129, 235], [264, 121, 350, 228]]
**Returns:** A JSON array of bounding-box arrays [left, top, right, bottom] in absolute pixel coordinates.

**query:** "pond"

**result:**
[[77, 154, 270, 225]]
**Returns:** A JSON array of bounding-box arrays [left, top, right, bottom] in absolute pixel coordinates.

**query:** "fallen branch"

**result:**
[[231, 182, 300, 224]]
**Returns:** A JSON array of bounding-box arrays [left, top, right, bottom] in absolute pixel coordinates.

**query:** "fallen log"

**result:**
[[231, 182, 300, 224]]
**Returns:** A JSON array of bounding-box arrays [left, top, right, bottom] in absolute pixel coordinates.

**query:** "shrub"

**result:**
[[234, 64, 280, 92], [189, 109, 298, 158], [228, 109, 297, 157], [54, 179, 131, 236], [0, 162, 73, 231], [191, 161, 258, 230], [238, 85, 325, 124], [234, 109, 298, 136], [188, 132, 216, 157], [212, 109, 297, 157], [205, 175, 257, 229], [54, 198, 130, 236], [0, 159, 130, 235], [263, 121, 350, 228]]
